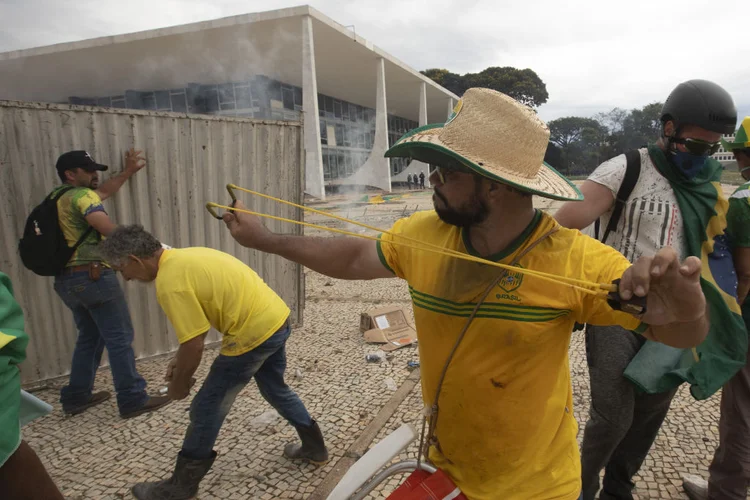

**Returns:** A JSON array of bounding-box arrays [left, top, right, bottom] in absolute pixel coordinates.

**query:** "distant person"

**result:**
[[407, 173, 413, 190], [419, 170, 426, 188], [50, 150, 169, 418], [683, 116, 750, 500], [98, 225, 327, 500], [0, 272, 64, 499], [555, 80, 745, 500]]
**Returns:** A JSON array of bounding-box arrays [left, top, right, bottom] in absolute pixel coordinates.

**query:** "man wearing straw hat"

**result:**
[[97, 226, 327, 500], [556, 80, 746, 500], [222, 88, 709, 500], [683, 116, 750, 500]]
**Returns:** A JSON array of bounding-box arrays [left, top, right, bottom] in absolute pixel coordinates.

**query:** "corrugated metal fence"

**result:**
[[0, 101, 305, 385]]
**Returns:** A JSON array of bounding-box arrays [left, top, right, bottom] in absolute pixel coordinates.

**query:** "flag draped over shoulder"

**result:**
[[623, 145, 747, 400], [0, 272, 28, 467]]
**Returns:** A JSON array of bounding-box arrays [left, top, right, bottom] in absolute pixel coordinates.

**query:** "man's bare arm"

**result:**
[[223, 201, 394, 280], [554, 180, 615, 230]]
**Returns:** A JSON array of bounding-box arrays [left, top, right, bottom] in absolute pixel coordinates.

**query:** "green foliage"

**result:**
[[421, 66, 549, 107]]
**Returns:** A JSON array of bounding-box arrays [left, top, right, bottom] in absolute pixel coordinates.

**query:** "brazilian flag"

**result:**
[[623, 145, 747, 400], [0, 273, 29, 467]]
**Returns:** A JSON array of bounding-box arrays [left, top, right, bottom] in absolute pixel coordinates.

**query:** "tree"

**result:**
[[598, 102, 663, 158], [548, 117, 607, 175], [595, 108, 627, 134], [421, 68, 467, 97], [421, 66, 549, 108], [548, 117, 605, 149]]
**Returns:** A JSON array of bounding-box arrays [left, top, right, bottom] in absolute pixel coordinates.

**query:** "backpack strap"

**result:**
[[599, 150, 642, 244]]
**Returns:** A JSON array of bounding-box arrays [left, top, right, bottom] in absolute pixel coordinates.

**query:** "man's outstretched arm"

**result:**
[[222, 201, 394, 280]]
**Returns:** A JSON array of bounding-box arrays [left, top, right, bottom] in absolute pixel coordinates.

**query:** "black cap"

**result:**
[[661, 79, 737, 135], [55, 150, 108, 177]]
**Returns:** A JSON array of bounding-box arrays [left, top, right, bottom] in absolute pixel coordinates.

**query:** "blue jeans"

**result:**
[[54, 269, 148, 413], [181, 322, 312, 460]]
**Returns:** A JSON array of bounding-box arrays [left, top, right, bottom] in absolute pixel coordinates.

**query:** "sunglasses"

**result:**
[[430, 164, 474, 184], [671, 137, 721, 156]]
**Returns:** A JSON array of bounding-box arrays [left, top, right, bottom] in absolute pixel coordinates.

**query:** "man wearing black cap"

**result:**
[[53, 148, 170, 419]]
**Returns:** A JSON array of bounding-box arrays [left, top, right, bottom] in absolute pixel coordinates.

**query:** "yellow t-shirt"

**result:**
[[155, 247, 290, 356], [377, 210, 645, 500]]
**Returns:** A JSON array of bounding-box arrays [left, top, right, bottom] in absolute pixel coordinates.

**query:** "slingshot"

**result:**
[[205, 184, 647, 315]]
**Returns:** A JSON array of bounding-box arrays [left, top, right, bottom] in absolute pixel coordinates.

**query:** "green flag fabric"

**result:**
[[623, 145, 747, 400], [0, 272, 29, 467]]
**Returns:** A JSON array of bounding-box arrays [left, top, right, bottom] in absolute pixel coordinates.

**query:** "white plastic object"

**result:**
[[326, 423, 417, 500]]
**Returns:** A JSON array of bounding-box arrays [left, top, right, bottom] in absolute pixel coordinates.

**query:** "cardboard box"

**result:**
[[360, 306, 418, 352]]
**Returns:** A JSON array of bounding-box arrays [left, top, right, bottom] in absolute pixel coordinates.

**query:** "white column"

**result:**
[[345, 57, 391, 192], [302, 15, 325, 200], [391, 81, 430, 188], [447, 97, 455, 119], [419, 81, 427, 126]]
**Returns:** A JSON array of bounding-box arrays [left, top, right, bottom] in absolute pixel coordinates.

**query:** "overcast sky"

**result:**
[[1, 0, 748, 123]]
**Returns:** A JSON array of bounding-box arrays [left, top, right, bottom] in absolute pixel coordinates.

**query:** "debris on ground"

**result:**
[[384, 377, 398, 391], [365, 350, 387, 363], [250, 410, 281, 428]]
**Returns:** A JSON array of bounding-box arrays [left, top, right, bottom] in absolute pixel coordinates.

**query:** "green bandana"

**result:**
[[623, 145, 748, 400]]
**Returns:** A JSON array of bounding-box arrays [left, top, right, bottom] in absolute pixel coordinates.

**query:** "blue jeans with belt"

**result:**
[[54, 269, 148, 413], [181, 321, 312, 460]]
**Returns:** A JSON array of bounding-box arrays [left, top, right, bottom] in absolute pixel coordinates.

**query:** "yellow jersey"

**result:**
[[377, 210, 644, 500]]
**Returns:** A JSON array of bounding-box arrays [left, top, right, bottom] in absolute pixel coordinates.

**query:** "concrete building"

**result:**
[[0, 5, 457, 199], [713, 132, 739, 170]]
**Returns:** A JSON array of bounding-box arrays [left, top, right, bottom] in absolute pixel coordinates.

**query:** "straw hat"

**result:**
[[384, 88, 583, 201]]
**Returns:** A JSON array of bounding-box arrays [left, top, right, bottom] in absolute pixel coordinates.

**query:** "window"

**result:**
[[334, 100, 342, 119], [235, 86, 252, 109], [335, 124, 344, 146], [282, 87, 295, 110], [320, 119, 327, 145], [170, 93, 187, 113], [268, 81, 282, 102]]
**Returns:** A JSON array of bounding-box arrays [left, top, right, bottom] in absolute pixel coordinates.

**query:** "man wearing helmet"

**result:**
[[683, 117, 750, 500], [555, 80, 743, 500]]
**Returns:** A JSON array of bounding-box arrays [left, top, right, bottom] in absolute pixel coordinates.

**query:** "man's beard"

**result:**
[[433, 188, 489, 228]]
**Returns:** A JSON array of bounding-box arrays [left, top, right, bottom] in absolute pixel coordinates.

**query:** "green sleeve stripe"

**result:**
[[376, 235, 395, 274]]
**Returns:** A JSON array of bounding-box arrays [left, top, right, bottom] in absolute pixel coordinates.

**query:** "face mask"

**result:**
[[668, 149, 709, 179]]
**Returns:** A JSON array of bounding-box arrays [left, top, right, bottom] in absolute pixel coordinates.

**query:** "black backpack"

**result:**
[[18, 186, 95, 276]]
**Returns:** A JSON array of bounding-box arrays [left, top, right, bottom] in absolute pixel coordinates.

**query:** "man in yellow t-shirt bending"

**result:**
[[99, 225, 326, 500], [223, 89, 710, 500]]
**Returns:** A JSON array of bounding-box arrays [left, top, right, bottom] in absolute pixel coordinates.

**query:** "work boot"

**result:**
[[682, 474, 709, 500], [284, 419, 329, 464], [120, 395, 171, 419], [63, 390, 111, 416], [131, 451, 216, 500]]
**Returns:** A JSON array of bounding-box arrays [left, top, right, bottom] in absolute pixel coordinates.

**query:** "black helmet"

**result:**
[[660, 79, 737, 135]]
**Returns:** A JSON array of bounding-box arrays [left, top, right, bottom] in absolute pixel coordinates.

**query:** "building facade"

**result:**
[[0, 6, 456, 199]]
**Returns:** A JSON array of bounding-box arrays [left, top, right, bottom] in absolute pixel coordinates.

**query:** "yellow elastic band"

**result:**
[[226, 184, 617, 293], [208, 201, 610, 298]]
